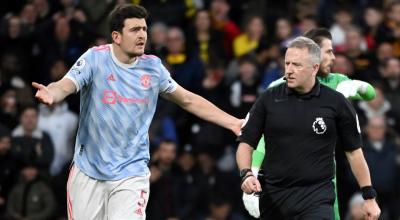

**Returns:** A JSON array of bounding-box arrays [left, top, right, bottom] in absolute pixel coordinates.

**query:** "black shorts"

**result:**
[[259, 180, 335, 220]]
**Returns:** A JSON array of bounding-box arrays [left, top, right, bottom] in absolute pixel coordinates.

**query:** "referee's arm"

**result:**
[[338, 98, 381, 219], [237, 143, 253, 174], [236, 93, 266, 194], [345, 148, 372, 188]]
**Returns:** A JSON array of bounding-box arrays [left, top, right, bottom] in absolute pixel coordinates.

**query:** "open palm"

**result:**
[[32, 82, 54, 105]]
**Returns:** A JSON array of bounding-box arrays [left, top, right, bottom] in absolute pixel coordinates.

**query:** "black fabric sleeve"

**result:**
[[337, 98, 363, 151], [237, 92, 267, 148]]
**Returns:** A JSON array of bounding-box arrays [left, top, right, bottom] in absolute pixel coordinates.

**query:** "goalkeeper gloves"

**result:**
[[336, 80, 369, 98], [242, 167, 261, 218]]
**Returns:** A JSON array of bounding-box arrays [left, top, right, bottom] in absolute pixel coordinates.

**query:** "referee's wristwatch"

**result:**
[[361, 186, 377, 200], [239, 168, 253, 179]]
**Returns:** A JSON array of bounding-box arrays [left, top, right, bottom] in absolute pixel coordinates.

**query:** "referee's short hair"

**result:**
[[287, 36, 321, 65]]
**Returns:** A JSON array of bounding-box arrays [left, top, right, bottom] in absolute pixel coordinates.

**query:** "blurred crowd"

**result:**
[[0, 0, 399, 219]]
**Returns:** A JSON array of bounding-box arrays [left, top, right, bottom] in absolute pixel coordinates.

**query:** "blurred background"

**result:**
[[0, 0, 399, 219]]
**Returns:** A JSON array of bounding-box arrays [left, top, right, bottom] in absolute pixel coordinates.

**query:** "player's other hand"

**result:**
[[32, 82, 54, 105], [243, 192, 260, 218], [363, 199, 380, 220], [241, 175, 261, 194]]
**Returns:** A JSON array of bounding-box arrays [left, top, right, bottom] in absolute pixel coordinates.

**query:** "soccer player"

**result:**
[[242, 28, 376, 219], [32, 4, 242, 220], [237, 36, 380, 219]]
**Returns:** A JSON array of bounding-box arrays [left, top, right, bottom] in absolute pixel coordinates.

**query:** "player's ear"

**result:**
[[111, 31, 122, 44]]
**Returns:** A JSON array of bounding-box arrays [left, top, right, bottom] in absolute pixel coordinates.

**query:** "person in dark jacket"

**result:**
[[11, 105, 54, 176], [0, 126, 18, 217], [6, 162, 56, 220]]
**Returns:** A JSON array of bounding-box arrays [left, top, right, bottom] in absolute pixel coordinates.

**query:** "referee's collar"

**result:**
[[286, 79, 321, 99]]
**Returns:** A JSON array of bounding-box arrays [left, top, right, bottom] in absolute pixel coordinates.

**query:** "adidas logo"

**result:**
[[108, 74, 116, 81], [134, 208, 143, 216]]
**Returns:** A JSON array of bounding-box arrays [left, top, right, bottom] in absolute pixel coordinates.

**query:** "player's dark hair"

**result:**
[[108, 4, 148, 34], [303, 28, 332, 47]]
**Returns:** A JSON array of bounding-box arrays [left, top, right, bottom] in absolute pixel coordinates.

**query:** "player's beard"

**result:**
[[126, 51, 143, 58], [317, 64, 331, 77]]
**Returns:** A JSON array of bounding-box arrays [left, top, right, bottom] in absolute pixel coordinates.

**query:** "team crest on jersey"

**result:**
[[140, 74, 151, 89], [312, 117, 327, 134]]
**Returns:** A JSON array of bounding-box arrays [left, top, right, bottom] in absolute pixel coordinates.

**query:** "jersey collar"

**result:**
[[110, 44, 139, 69], [286, 79, 321, 99]]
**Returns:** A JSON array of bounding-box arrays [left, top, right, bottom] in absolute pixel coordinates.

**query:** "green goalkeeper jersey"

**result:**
[[251, 73, 375, 220], [268, 73, 376, 101]]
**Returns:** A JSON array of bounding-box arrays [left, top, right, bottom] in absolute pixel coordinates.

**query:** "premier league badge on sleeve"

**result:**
[[312, 117, 327, 134], [75, 59, 86, 69]]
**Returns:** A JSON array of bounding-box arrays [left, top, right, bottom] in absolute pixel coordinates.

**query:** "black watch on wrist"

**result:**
[[361, 186, 377, 200], [239, 168, 253, 179]]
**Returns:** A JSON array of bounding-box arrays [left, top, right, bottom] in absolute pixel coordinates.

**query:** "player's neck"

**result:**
[[112, 44, 137, 64], [317, 71, 329, 78]]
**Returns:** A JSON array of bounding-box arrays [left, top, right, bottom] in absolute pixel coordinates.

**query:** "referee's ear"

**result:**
[[312, 63, 319, 78]]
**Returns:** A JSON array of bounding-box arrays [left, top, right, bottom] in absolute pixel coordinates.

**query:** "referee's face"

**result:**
[[284, 47, 318, 93], [115, 18, 148, 57]]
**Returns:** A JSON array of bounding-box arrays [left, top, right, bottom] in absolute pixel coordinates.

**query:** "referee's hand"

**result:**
[[241, 175, 261, 194], [363, 199, 380, 220]]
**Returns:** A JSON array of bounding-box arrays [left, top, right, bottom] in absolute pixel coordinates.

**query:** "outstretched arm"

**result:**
[[336, 80, 376, 101], [162, 85, 242, 135], [32, 78, 76, 105]]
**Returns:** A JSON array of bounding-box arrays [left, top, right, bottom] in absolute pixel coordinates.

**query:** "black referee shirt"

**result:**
[[238, 80, 362, 187]]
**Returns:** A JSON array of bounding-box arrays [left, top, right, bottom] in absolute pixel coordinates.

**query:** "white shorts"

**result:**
[[67, 165, 150, 220]]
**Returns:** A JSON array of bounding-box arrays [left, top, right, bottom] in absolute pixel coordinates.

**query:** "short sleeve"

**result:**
[[337, 98, 363, 151], [64, 49, 94, 92], [238, 93, 267, 148], [158, 62, 177, 93]]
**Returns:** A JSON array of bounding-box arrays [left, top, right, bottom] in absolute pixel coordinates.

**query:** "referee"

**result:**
[[236, 36, 380, 219]]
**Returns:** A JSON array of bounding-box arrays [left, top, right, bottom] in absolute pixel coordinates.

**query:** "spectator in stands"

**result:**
[[0, 126, 18, 217], [165, 26, 204, 93], [330, 7, 354, 50], [233, 15, 265, 57], [356, 84, 400, 136], [383, 1, 400, 57], [187, 9, 226, 64], [175, 146, 199, 219], [331, 53, 355, 77], [147, 22, 168, 59], [209, 0, 240, 59], [379, 57, 400, 115], [342, 26, 371, 79], [363, 115, 399, 219], [362, 5, 386, 50], [0, 15, 34, 83], [11, 105, 54, 175], [274, 17, 298, 49], [19, 3, 38, 34], [38, 101, 77, 176], [6, 161, 55, 220], [147, 139, 180, 219], [32, 0, 53, 24], [0, 86, 19, 129], [229, 56, 260, 118]]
